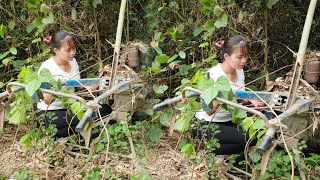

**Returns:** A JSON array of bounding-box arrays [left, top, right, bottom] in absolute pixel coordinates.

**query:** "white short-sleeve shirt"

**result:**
[[195, 63, 245, 122], [37, 57, 81, 110]]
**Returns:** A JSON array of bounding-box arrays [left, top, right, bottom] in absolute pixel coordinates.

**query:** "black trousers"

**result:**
[[38, 104, 113, 138], [193, 121, 256, 155], [38, 109, 79, 138]]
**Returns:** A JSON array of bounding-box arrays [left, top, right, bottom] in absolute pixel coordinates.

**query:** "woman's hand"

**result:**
[[249, 99, 265, 107], [84, 86, 98, 92]]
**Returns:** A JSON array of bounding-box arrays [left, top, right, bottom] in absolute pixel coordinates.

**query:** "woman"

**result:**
[[194, 35, 264, 155], [37, 30, 98, 138]]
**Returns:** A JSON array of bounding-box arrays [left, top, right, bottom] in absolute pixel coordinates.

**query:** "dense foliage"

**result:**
[[1, 0, 320, 179]]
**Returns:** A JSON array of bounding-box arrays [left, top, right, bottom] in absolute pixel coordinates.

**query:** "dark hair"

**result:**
[[50, 31, 76, 50], [217, 35, 249, 61]]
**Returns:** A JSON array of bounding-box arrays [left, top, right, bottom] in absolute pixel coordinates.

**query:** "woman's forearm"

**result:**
[[205, 103, 220, 115]]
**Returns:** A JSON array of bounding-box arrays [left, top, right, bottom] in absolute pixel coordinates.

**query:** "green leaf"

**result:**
[[193, 27, 204, 37], [178, 64, 190, 76], [32, 38, 41, 43], [39, 68, 53, 82], [0, 82, 3, 88], [267, 0, 280, 9], [8, 20, 15, 31], [174, 114, 191, 132], [233, 109, 247, 119], [203, 19, 215, 33], [23, 70, 38, 84], [25, 79, 41, 96], [145, 108, 154, 116], [93, 0, 102, 8], [26, 24, 36, 33], [214, 14, 228, 28], [154, 32, 165, 42], [71, 8, 77, 20], [257, 129, 267, 139], [201, 87, 219, 105], [0, 51, 10, 60], [167, 54, 178, 63], [40, 3, 50, 13], [191, 70, 201, 84], [42, 12, 54, 25], [249, 150, 261, 163], [213, 5, 222, 16], [0, 24, 4, 38], [153, 84, 168, 94], [154, 47, 162, 55], [242, 117, 254, 132], [149, 125, 162, 142], [215, 76, 231, 92], [178, 51, 186, 59], [20, 134, 32, 148], [160, 110, 173, 126], [8, 106, 27, 125], [197, 75, 214, 90], [155, 54, 169, 64], [199, 42, 209, 48], [181, 143, 195, 159], [252, 119, 265, 129]]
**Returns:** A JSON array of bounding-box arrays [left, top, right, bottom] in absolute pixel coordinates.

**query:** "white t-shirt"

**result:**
[[37, 57, 81, 110], [195, 63, 245, 122]]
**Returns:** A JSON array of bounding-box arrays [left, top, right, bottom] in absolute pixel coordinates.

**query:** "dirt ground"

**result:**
[[0, 124, 223, 180]]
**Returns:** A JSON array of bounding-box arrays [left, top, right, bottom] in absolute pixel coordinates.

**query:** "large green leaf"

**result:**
[[42, 12, 54, 25], [181, 143, 195, 159], [25, 79, 41, 96], [241, 117, 254, 132], [252, 119, 265, 129], [39, 68, 53, 82], [153, 84, 168, 94], [203, 19, 215, 33], [155, 54, 169, 64], [149, 125, 162, 142], [40, 3, 50, 13], [201, 87, 219, 105], [174, 114, 192, 132], [197, 75, 214, 91], [214, 14, 228, 28], [160, 110, 173, 126], [213, 5, 222, 16], [215, 76, 231, 92]]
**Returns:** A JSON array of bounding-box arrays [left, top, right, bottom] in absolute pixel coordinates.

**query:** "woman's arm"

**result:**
[[205, 102, 220, 115], [42, 93, 54, 105]]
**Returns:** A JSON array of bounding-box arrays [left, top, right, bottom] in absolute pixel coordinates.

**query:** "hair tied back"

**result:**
[[215, 38, 224, 50], [43, 34, 52, 45]]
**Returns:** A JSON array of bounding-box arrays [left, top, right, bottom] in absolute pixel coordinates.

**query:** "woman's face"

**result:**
[[224, 47, 248, 70], [54, 41, 76, 62]]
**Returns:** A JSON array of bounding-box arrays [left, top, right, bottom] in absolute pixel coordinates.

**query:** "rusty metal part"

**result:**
[[304, 58, 320, 84], [127, 47, 139, 68]]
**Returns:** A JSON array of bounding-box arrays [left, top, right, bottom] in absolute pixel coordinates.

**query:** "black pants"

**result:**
[[38, 109, 80, 138], [193, 121, 256, 155], [37, 104, 113, 138]]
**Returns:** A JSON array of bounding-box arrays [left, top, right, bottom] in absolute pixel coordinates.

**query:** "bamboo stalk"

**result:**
[[109, 0, 128, 89], [286, 0, 317, 109]]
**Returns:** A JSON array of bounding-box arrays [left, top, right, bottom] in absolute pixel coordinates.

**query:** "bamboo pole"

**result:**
[[109, 0, 127, 89], [286, 0, 317, 109]]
